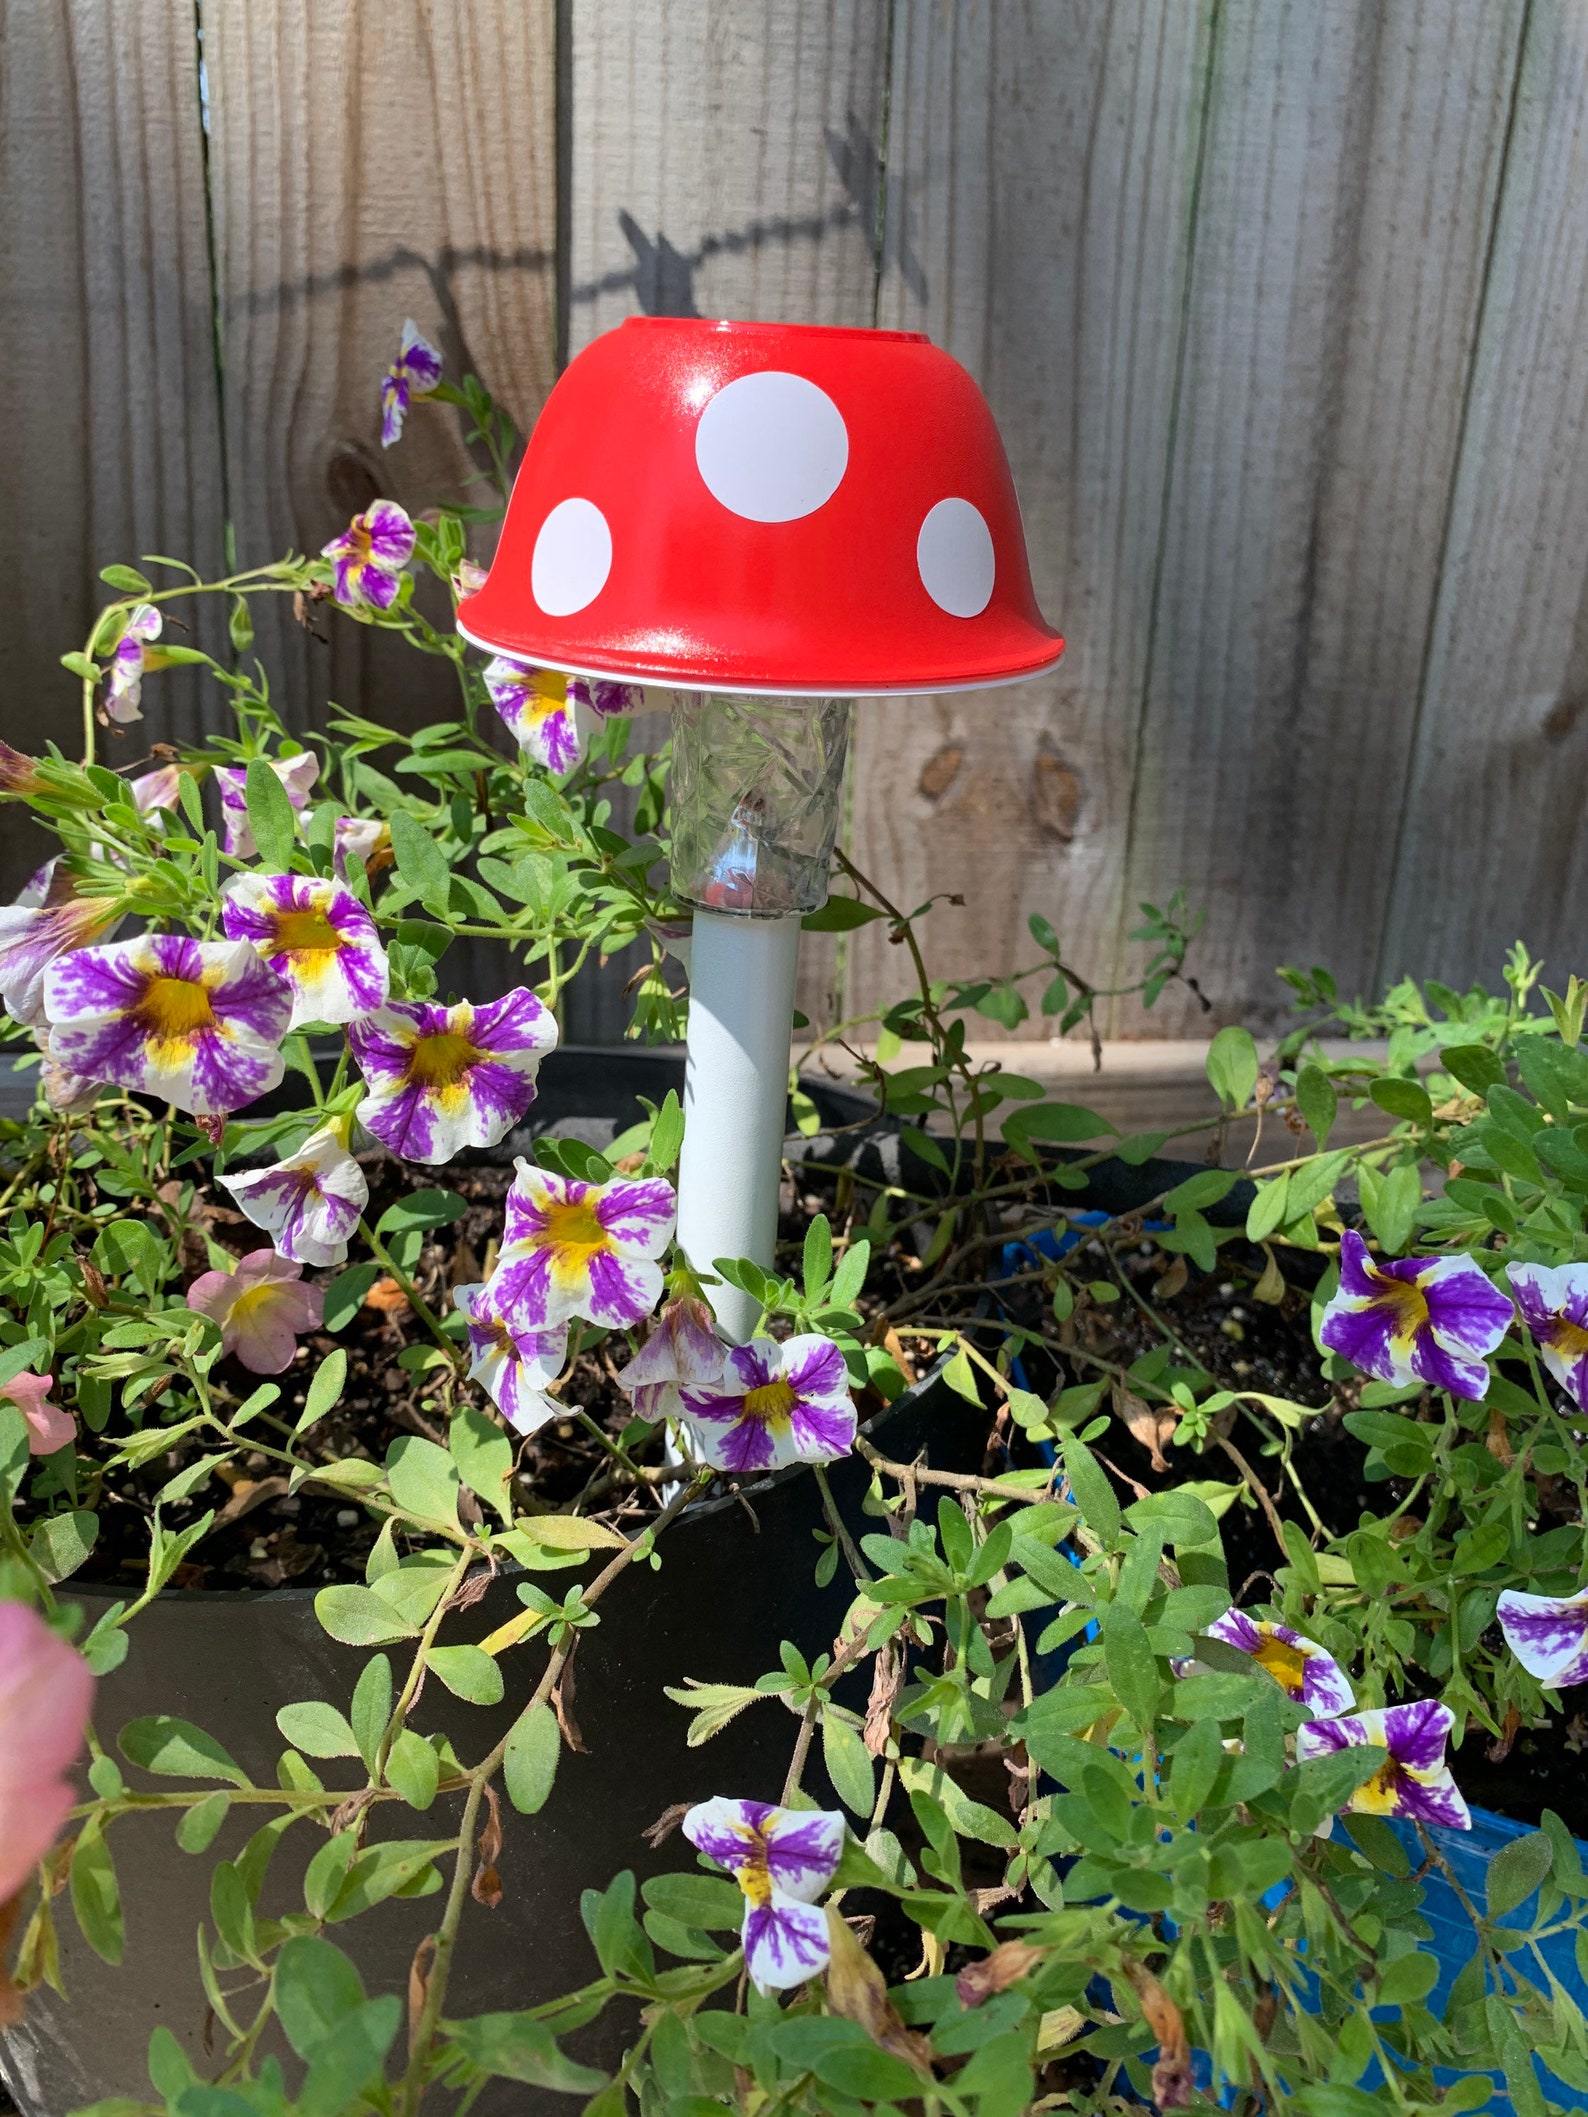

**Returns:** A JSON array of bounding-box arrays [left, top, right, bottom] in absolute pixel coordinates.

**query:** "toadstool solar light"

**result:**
[[459, 319, 1063, 1343]]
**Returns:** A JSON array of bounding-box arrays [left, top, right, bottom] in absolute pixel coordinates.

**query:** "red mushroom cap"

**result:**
[[457, 318, 1062, 697]]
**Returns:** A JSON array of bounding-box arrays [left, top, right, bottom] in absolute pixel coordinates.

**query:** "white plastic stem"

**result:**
[[677, 908, 803, 1344]]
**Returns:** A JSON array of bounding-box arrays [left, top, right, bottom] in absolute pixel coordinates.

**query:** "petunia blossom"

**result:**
[[1497, 1586, 1588, 1691], [0, 1601, 95, 1907], [322, 499, 415, 612], [220, 1119, 368, 1269], [36, 1029, 101, 1115], [349, 989, 557, 1164], [222, 872, 388, 1029], [1295, 1699, 1470, 1831], [103, 604, 163, 725], [333, 815, 394, 882], [2, 1373, 74, 1457], [613, 1293, 724, 1422], [1507, 1262, 1588, 1411], [1319, 1228, 1512, 1402], [129, 763, 185, 815], [453, 1280, 568, 1436], [487, 1162, 675, 1332], [379, 319, 443, 448], [184, 1249, 324, 1374], [0, 885, 123, 1027], [484, 660, 642, 775], [679, 1335, 856, 1476], [44, 933, 292, 1117], [0, 743, 46, 796], [1202, 1609, 1355, 1720], [451, 559, 488, 603], [683, 1798, 845, 1994], [214, 752, 319, 860]]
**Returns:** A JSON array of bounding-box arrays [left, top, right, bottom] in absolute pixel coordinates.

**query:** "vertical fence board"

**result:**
[[842, 0, 1214, 1038], [0, 0, 226, 889], [1118, 0, 1524, 1032], [567, 0, 892, 1039], [204, 0, 558, 745], [1381, 3, 1588, 992]]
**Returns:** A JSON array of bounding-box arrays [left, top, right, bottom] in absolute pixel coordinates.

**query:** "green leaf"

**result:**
[[1370, 1075, 1433, 1127], [503, 1700, 560, 1815], [440, 2012, 607, 2093], [1294, 1063, 1337, 1147], [350, 1654, 392, 1771], [1125, 1488, 1219, 1548], [296, 1349, 347, 1436], [385, 1435, 462, 1530], [176, 1790, 230, 1855], [427, 1645, 505, 1705], [375, 1188, 467, 1236], [897, 1758, 1018, 1849], [101, 563, 153, 594], [30, 1509, 98, 1583], [1441, 1043, 1505, 1096], [321, 1262, 381, 1332], [315, 1584, 421, 1647], [829, 1237, 871, 1311], [70, 1821, 124, 1964], [1245, 1173, 1290, 1244], [383, 1729, 440, 1811], [801, 895, 885, 931], [298, 1998, 403, 2117], [803, 1213, 833, 1301], [274, 1934, 369, 2058], [1169, 1718, 1226, 1818], [821, 1711, 875, 1817], [244, 759, 296, 872], [1487, 1829, 1553, 1921], [1059, 1433, 1120, 1548], [1102, 1600, 1161, 1727], [390, 810, 451, 909], [1207, 1024, 1259, 1111], [1002, 1101, 1116, 1157], [326, 1839, 454, 1922], [640, 1873, 744, 1930], [118, 1716, 251, 1789], [450, 1403, 513, 1525], [275, 1701, 360, 1760]]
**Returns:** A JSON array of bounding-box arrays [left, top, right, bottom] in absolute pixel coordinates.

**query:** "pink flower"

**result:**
[[0, 1602, 94, 1906], [184, 1249, 324, 1374], [2, 1373, 74, 1456]]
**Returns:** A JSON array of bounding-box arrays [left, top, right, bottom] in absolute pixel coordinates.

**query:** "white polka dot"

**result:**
[[694, 371, 849, 522], [531, 497, 612, 615], [916, 498, 995, 618]]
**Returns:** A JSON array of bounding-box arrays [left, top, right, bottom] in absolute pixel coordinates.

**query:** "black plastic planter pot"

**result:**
[[0, 1051, 983, 2117]]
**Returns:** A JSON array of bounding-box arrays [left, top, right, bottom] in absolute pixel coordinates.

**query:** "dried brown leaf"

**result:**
[[553, 1648, 588, 1754], [1153, 1255, 1189, 1302], [471, 1783, 504, 1908], [407, 1934, 435, 2057], [641, 1802, 691, 1849], [1251, 1247, 1286, 1305], [1112, 1383, 1175, 1474], [955, 1939, 1044, 2006], [824, 1907, 934, 2074], [212, 1476, 291, 1531], [863, 1640, 903, 1758], [364, 1278, 411, 1317]]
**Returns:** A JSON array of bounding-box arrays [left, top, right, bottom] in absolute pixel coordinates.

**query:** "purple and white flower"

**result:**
[[220, 1119, 368, 1268], [1202, 1610, 1355, 1719], [43, 933, 291, 1117], [184, 1249, 324, 1374], [214, 753, 319, 860], [453, 1280, 568, 1436], [129, 763, 184, 814], [484, 660, 641, 775], [682, 1798, 845, 1994], [1506, 1262, 1588, 1410], [322, 499, 415, 611], [679, 1335, 856, 1476], [0, 883, 122, 1026], [379, 319, 443, 448], [333, 815, 393, 882], [1296, 1699, 1470, 1831], [103, 604, 163, 725], [613, 1293, 724, 1421], [487, 1162, 674, 1332], [222, 873, 388, 1029], [1497, 1587, 1588, 1690], [349, 989, 557, 1164], [1319, 1228, 1512, 1402]]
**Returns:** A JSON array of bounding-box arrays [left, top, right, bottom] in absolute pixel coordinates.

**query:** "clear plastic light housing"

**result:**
[[668, 692, 852, 915]]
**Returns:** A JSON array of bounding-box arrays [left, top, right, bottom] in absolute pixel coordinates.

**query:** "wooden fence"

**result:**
[[5, 0, 1588, 1041]]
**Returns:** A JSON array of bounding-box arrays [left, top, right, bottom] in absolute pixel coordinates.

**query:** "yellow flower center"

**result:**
[[1351, 1759, 1407, 1815], [135, 975, 215, 1043], [1252, 1632, 1309, 1700], [230, 1283, 283, 1329], [405, 1030, 482, 1089], [1373, 1274, 1429, 1344], [346, 523, 373, 565], [1551, 1317, 1588, 1362], [525, 669, 569, 719], [742, 1379, 797, 1428], [270, 907, 344, 956], [736, 1832, 774, 1908], [541, 1198, 608, 1256]]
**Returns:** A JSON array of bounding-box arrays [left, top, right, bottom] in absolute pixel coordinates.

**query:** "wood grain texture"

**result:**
[[1379, 1, 1588, 993], [1118, 0, 1525, 1032], [203, 0, 558, 746], [844, 0, 1215, 1038], [566, 0, 892, 1037], [0, 0, 226, 888]]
